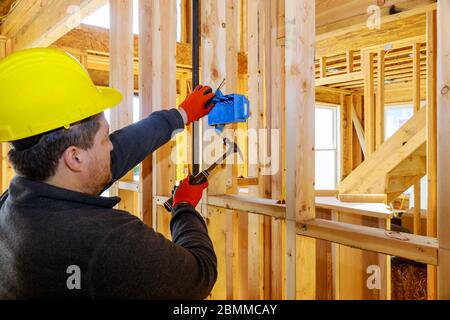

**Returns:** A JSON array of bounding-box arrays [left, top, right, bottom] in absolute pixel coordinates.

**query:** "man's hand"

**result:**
[[173, 176, 208, 209], [179, 85, 215, 125]]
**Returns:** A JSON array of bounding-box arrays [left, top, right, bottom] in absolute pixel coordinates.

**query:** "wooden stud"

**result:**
[[138, 0, 153, 226], [437, 0, 450, 299], [339, 94, 346, 179], [351, 103, 366, 157], [376, 50, 385, 149], [353, 95, 364, 167], [346, 50, 354, 74], [201, 0, 237, 300], [109, 0, 134, 211], [224, 0, 240, 300], [426, 9, 438, 301], [247, 0, 265, 300], [267, 0, 285, 300], [151, 0, 177, 237], [320, 56, 327, 78], [363, 51, 376, 156], [285, 0, 315, 300], [5, 0, 108, 50], [412, 42, 422, 236], [344, 95, 353, 177]]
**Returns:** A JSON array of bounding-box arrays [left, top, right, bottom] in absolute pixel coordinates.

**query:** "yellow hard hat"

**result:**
[[0, 48, 122, 142]]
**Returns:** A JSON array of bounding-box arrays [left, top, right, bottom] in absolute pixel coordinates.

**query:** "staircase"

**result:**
[[338, 107, 427, 204]]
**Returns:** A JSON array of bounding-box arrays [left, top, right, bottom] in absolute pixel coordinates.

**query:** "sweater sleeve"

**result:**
[[104, 109, 184, 191], [88, 204, 217, 300]]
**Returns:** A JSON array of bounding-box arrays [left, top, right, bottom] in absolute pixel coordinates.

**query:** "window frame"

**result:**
[[315, 103, 340, 190]]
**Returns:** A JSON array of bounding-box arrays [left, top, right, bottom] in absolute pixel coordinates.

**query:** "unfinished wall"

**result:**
[[1, 0, 448, 300]]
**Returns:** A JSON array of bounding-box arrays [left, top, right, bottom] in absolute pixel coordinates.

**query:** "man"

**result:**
[[0, 48, 217, 299]]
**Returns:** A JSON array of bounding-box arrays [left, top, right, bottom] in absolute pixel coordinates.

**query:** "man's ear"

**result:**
[[62, 146, 83, 172]]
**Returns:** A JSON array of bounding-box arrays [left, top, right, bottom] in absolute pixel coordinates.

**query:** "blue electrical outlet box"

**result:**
[[208, 89, 250, 133]]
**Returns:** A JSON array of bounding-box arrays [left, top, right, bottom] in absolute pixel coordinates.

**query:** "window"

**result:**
[[315, 105, 339, 190]]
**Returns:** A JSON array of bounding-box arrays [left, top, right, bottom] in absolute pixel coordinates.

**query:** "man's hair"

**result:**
[[8, 114, 103, 181]]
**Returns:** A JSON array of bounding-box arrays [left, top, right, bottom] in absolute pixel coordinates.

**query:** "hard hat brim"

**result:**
[[96, 86, 123, 110]]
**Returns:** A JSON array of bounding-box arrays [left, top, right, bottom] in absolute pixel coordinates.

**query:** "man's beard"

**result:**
[[87, 160, 112, 195]]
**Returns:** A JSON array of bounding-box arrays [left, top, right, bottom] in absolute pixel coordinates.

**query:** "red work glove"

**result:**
[[172, 176, 208, 208], [179, 85, 215, 124]]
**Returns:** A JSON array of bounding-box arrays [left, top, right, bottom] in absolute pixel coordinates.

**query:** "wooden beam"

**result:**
[[412, 42, 422, 236], [338, 193, 388, 204], [224, 0, 240, 300], [437, 0, 450, 300], [138, 0, 153, 227], [268, 0, 285, 300], [109, 0, 134, 206], [5, 0, 108, 51], [316, 2, 437, 42], [285, 0, 315, 300], [298, 219, 438, 266], [152, 0, 177, 238], [319, 56, 327, 78], [315, 71, 363, 86], [340, 94, 348, 179], [363, 51, 376, 156], [376, 50, 385, 149], [208, 195, 285, 219], [247, 0, 266, 300], [316, 196, 393, 220], [346, 50, 354, 74], [52, 24, 195, 68], [237, 177, 259, 186], [201, 0, 235, 300], [158, 194, 400, 224], [426, 9, 438, 301], [351, 103, 366, 157]]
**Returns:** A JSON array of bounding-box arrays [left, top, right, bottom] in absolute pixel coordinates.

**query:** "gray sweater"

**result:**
[[0, 109, 217, 299]]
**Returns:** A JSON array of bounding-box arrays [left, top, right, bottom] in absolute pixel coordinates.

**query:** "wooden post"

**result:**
[[426, 9, 438, 300], [376, 50, 385, 149], [151, 1, 177, 238], [109, 0, 134, 207], [437, 0, 450, 300], [268, 0, 285, 300], [138, 0, 153, 226], [320, 56, 327, 78], [353, 95, 364, 167], [224, 0, 240, 300], [346, 50, 354, 74], [247, 0, 265, 300], [412, 42, 422, 236], [363, 51, 375, 156], [285, 0, 315, 300], [201, 0, 236, 300]]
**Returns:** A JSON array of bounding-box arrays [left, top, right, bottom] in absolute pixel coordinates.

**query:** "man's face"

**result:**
[[84, 114, 113, 195]]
